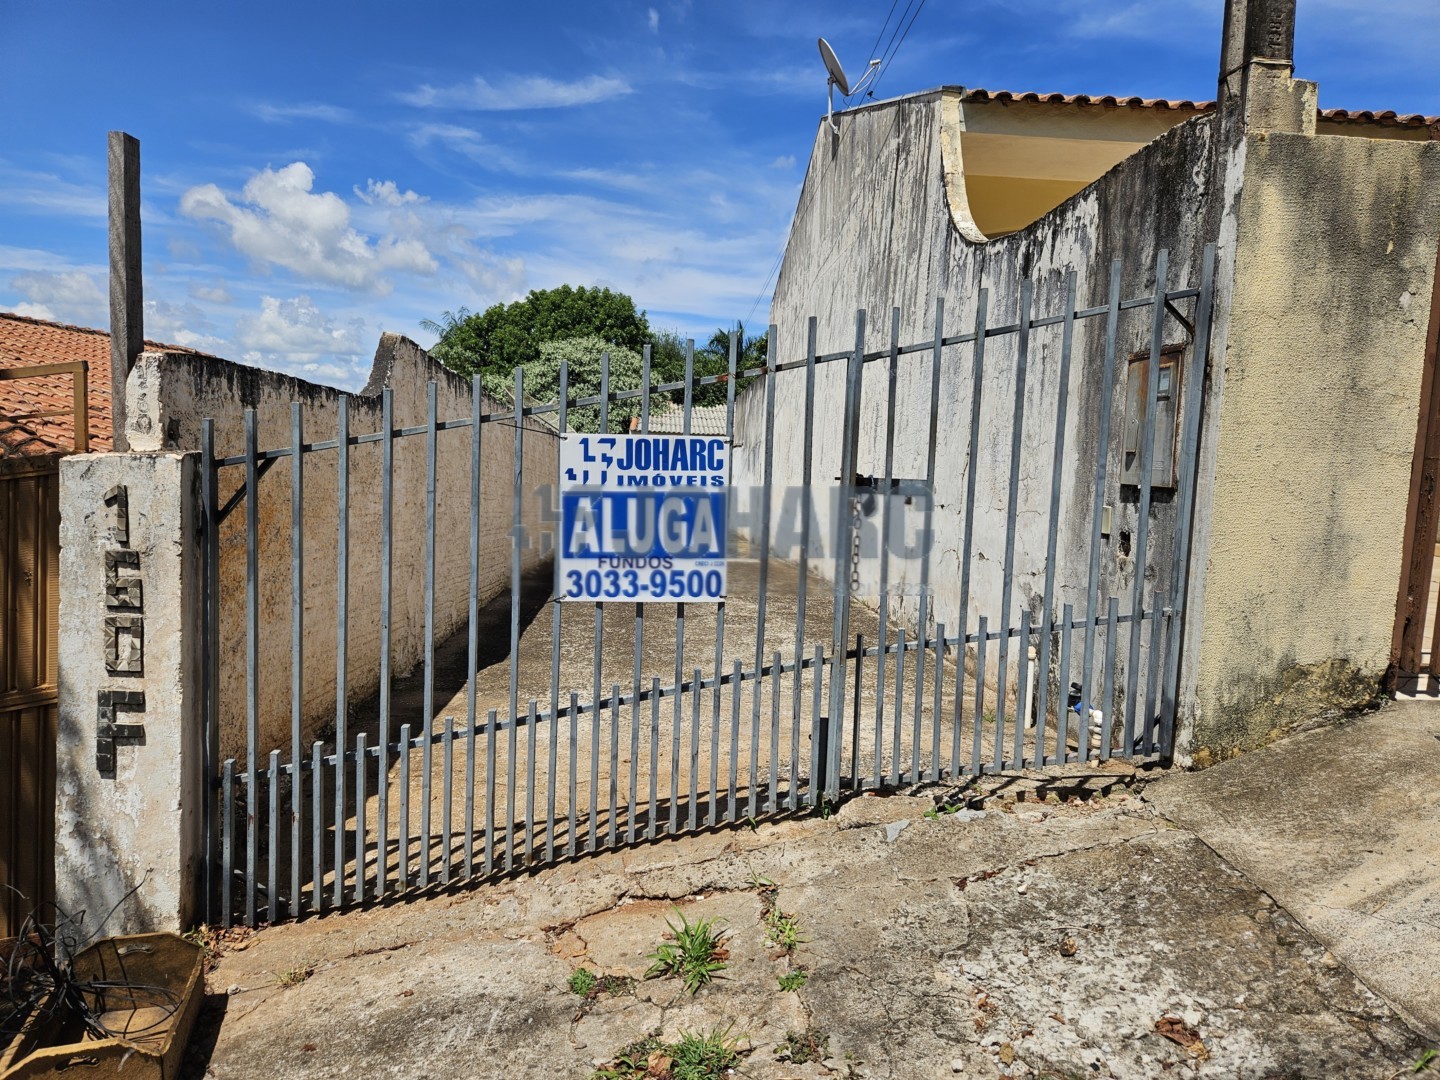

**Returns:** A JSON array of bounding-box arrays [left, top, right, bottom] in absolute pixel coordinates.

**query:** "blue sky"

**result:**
[[1, 0, 1435, 388]]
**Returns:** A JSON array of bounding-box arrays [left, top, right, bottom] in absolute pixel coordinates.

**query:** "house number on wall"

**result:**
[[99, 484, 145, 776]]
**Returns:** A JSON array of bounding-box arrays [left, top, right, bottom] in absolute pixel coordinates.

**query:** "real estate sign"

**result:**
[[557, 433, 729, 602]]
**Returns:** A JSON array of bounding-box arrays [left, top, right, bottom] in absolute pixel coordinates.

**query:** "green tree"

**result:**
[[484, 335, 644, 434], [423, 285, 650, 380]]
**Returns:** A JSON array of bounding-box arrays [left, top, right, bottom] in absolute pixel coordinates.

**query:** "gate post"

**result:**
[[55, 452, 203, 935]]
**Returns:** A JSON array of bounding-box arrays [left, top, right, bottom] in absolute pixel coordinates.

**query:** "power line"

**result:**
[[862, 0, 917, 101], [856, 0, 903, 98], [866, 0, 929, 101], [746, 241, 788, 326]]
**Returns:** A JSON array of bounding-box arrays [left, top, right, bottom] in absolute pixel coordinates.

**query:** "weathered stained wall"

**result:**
[[1189, 132, 1440, 758], [126, 334, 558, 760], [737, 89, 1223, 735], [743, 82, 1440, 761]]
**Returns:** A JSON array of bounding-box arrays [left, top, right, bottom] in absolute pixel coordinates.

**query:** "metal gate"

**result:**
[[201, 246, 1216, 927]]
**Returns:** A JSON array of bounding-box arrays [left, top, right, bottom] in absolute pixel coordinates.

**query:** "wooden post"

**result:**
[[108, 132, 142, 454]]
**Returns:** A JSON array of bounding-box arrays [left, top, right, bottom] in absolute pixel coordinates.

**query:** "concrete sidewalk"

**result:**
[[192, 765, 1429, 1079], [1147, 699, 1440, 1040]]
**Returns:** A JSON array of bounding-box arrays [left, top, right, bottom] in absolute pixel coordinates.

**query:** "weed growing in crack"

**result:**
[[743, 869, 775, 890], [592, 1026, 743, 1080], [774, 1029, 829, 1065], [569, 969, 634, 1004], [777, 970, 808, 992], [645, 909, 728, 994], [1412, 1048, 1437, 1073], [275, 966, 312, 989], [763, 908, 805, 954]]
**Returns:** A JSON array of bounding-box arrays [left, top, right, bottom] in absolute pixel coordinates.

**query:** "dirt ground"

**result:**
[[193, 755, 1432, 1080]]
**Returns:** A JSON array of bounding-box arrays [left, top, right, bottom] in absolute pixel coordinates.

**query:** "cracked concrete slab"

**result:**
[[195, 789, 1429, 1079], [1147, 699, 1440, 1041]]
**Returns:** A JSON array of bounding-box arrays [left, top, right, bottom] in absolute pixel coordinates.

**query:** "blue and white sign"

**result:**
[[558, 434, 729, 602]]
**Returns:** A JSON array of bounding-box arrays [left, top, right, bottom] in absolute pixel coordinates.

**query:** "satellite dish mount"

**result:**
[[818, 37, 880, 134]]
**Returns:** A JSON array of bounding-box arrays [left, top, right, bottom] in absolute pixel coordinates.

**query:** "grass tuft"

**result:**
[[763, 907, 805, 954], [645, 909, 728, 994], [276, 966, 312, 988], [592, 1026, 742, 1080]]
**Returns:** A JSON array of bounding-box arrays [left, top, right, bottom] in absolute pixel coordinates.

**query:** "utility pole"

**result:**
[[108, 131, 142, 453]]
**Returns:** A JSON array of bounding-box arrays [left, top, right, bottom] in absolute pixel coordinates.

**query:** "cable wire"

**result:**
[[866, 0, 930, 101]]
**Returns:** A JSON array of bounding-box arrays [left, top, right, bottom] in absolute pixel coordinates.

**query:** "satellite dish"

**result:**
[[818, 37, 851, 96], [818, 37, 881, 134]]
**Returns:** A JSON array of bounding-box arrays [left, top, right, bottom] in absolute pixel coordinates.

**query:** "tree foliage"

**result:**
[[424, 283, 770, 420], [424, 286, 650, 380], [483, 335, 645, 434]]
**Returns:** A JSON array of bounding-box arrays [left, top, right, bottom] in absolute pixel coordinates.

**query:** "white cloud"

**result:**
[[647, 7, 659, 32], [250, 101, 354, 124], [179, 163, 439, 294], [7, 270, 106, 326], [235, 295, 366, 376], [0, 167, 105, 220], [355, 179, 425, 207], [143, 298, 229, 353], [399, 73, 632, 110], [188, 280, 233, 304], [769, 155, 796, 170]]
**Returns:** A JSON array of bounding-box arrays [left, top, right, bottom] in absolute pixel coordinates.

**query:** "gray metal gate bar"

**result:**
[[1080, 261, 1123, 762], [875, 307, 901, 790], [1124, 250, 1171, 755], [243, 408, 259, 927], [955, 291, 987, 776], [289, 404, 304, 917], [996, 281, 1034, 769], [467, 374, 483, 879], [919, 299, 944, 778], [826, 310, 867, 800], [1034, 273, 1077, 768], [420, 382, 438, 888], [793, 319, 817, 807], [1159, 243, 1219, 759]]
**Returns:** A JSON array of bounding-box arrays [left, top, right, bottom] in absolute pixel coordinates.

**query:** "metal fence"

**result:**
[[201, 246, 1217, 928]]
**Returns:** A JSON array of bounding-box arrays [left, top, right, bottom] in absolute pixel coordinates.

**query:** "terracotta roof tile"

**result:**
[[0, 312, 215, 457], [961, 88, 1438, 127]]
